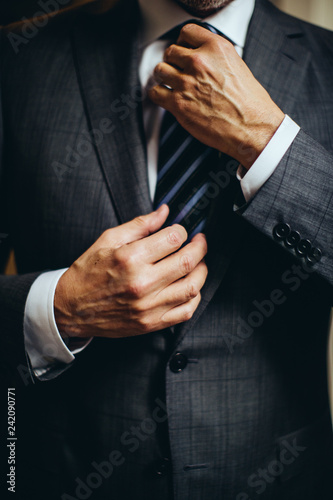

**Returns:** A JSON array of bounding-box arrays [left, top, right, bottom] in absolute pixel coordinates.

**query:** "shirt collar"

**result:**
[[138, 0, 255, 49]]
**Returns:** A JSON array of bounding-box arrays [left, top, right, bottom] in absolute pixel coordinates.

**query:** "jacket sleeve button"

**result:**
[[306, 247, 322, 266], [273, 223, 291, 241], [296, 239, 312, 257], [284, 230, 301, 248]]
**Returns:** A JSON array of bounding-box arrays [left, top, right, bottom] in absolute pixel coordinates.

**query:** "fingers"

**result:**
[[161, 292, 202, 326], [154, 62, 185, 90], [153, 232, 208, 289], [148, 83, 173, 111], [127, 223, 187, 264], [101, 204, 169, 247], [154, 260, 208, 308], [177, 23, 214, 48], [149, 45, 195, 107], [163, 44, 193, 70]]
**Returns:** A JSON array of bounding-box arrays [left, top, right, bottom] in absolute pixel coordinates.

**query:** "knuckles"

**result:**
[[112, 246, 132, 269], [183, 310, 193, 322], [164, 44, 175, 62], [131, 308, 153, 333], [188, 52, 204, 70], [126, 278, 148, 300], [180, 253, 195, 274], [185, 281, 199, 300], [93, 247, 110, 264], [100, 228, 117, 247], [183, 292, 201, 321], [154, 62, 165, 77], [133, 215, 149, 231], [180, 23, 198, 37], [182, 303, 195, 322], [167, 226, 186, 246]]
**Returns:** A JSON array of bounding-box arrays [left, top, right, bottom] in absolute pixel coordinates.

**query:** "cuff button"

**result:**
[[306, 247, 322, 266], [273, 223, 291, 241], [285, 231, 301, 249], [296, 239, 312, 257]]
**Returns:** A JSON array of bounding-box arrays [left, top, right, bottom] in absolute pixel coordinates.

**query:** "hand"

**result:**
[[148, 23, 285, 170], [54, 205, 208, 338]]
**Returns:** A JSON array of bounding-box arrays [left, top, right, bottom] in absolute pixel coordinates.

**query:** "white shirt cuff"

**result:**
[[237, 115, 300, 202], [24, 268, 91, 379]]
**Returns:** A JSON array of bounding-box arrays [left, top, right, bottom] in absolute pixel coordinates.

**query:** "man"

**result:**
[[1, 0, 333, 498]]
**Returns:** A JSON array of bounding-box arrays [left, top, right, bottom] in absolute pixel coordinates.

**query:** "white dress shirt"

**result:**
[[24, 0, 300, 379]]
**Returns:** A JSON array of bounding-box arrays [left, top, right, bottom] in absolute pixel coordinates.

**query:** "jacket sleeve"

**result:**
[[239, 129, 333, 292], [0, 29, 42, 387]]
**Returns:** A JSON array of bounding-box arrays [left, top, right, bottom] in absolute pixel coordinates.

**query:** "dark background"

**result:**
[[0, 0, 87, 25], [0, 1, 51, 25], [0, 0, 119, 26]]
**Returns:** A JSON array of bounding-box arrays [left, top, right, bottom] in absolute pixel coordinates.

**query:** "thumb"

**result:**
[[105, 204, 169, 247]]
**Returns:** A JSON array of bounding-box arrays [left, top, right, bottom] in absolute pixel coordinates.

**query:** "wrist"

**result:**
[[54, 270, 83, 339], [236, 108, 285, 170]]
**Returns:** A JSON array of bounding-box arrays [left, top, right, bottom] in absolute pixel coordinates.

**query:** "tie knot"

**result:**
[[160, 19, 232, 44]]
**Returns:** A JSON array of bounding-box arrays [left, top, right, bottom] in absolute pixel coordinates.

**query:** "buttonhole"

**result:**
[[183, 463, 210, 472]]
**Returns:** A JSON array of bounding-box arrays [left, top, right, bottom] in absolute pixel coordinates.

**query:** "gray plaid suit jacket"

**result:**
[[1, 0, 333, 499]]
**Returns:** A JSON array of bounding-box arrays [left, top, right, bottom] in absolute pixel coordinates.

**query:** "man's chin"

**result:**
[[175, 0, 234, 18]]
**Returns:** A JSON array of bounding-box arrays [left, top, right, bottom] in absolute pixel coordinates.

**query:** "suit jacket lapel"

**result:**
[[71, 1, 152, 224], [173, 0, 311, 343], [243, 0, 311, 115]]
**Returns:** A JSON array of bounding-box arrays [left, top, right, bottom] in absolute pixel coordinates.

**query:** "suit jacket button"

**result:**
[[154, 458, 170, 477], [169, 353, 188, 373], [296, 239, 312, 257], [273, 223, 291, 241], [306, 247, 322, 265], [285, 230, 301, 248]]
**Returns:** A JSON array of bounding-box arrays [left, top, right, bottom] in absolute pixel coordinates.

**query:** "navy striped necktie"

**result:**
[[153, 21, 233, 240]]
